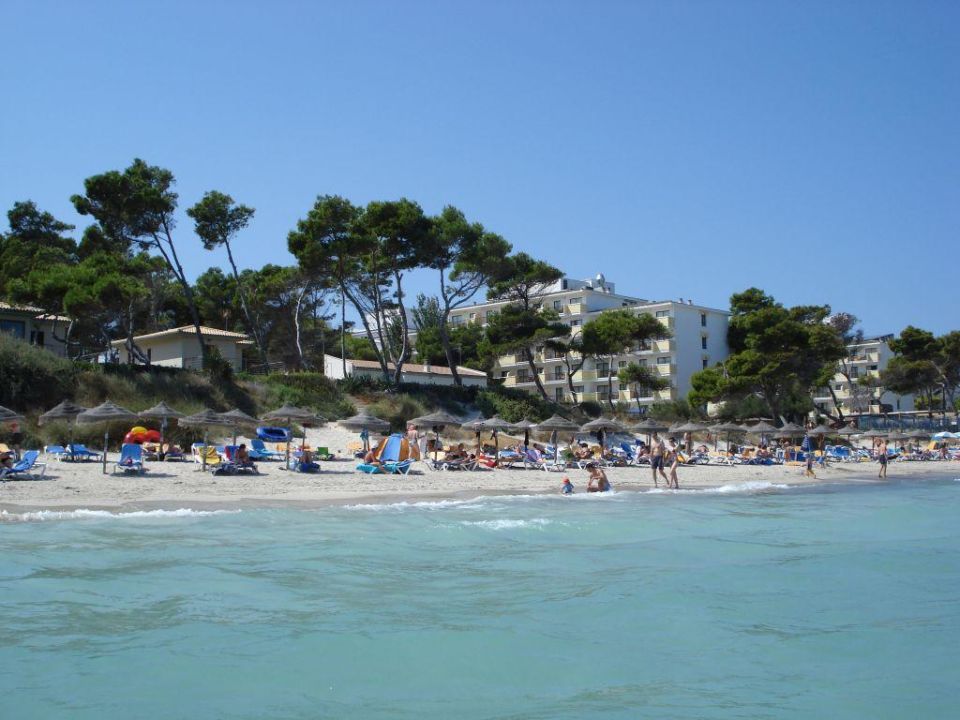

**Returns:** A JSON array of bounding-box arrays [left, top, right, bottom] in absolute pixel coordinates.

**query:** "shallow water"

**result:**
[[2, 478, 959, 719]]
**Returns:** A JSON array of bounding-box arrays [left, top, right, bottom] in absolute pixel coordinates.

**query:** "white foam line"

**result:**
[[0, 508, 241, 523]]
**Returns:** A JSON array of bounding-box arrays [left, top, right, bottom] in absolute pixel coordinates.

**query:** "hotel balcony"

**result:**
[[655, 363, 677, 376]]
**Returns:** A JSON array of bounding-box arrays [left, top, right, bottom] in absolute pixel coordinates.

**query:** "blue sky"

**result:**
[[2, 0, 957, 335]]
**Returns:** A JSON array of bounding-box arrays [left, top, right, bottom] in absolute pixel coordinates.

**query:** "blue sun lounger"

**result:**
[[114, 444, 145, 475], [1, 450, 47, 480]]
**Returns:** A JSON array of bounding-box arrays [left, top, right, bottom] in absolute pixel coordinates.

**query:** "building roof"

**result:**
[[0, 301, 71, 323], [348, 358, 487, 377], [110, 325, 252, 346]]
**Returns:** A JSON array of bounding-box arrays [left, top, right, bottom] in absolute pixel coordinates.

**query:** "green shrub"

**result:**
[[366, 395, 428, 433], [0, 333, 79, 411], [253, 372, 355, 419]]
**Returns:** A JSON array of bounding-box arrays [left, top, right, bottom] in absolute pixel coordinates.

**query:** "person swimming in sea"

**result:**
[[561, 477, 574, 494]]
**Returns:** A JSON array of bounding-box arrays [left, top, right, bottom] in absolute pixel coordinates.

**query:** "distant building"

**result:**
[[449, 273, 730, 411], [323, 354, 487, 387], [813, 335, 914, 416], [0, 301, 71, 357], [111, 326, 254, 371]]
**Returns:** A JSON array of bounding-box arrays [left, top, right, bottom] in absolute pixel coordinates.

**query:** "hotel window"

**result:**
[[517, 369, 530, 382], [655, 310, 670, 318], [573, 385, 583, 394], [700, 312, 707, 327], [701, 336, 708, 350], [450, 315, 464, 326], [596, 362, 609, 375], [870, 365, 878, 371], [569, 297, 582, 305], [555, 387, 564, 401], [637, 358, 648, 367], [702, 357, 708, 369], [29, 330, 45, 347], [619, 383, 628, 392], [618, 360, 627, 368], [570, 319, 581, 327], [657, 356, 671, 365], [469, 312, 476, 321], [553, 300, 562, 310], [552, 367, 564, 380], [850, 367, 860, 378]]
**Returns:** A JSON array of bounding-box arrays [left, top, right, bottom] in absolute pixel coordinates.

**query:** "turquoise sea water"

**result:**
[[2, 477, 959, 719]]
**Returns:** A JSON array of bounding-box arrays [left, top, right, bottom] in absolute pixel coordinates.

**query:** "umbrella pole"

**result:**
[[160, 418, 166, 461], [102, 431, 108, 475], [202, 429, 208, 471]]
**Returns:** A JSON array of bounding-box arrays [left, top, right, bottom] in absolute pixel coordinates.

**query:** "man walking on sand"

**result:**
[[649, 432, 669, 487], [877, 439, 888, 479]]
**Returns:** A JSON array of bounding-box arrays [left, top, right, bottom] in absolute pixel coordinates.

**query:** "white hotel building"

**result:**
[[813, 335, 915, 416], [447, 274, 730, 412]]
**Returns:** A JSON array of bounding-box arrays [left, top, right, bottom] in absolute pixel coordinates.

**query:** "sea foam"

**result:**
[[0, 508, 240, 523], [460, 518, 551, 530]]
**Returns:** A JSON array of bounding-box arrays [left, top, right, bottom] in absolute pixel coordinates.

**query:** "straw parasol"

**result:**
[[410, 411, 463, 461], [480, 415, 513, 459], [508, 419, 538, 448], [77, 401, 139, 474], [533, 414, 581, 457], [905, 428, 929, 439], [219, 408, 260, 448], [861, 429, 887, 438], [263, 404, 324, 469], [138, 401, 184, 460], [0, 405, 24, 422], [580, 417, 626, 452], [711, 421, 744, 451], [339, 412, 390, 454], [835, 425, 860, 437], [181, 409, 230, 471], [39, 400, 89, 460]]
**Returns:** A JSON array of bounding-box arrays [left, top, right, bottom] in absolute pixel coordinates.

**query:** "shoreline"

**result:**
[[2, 456, 954, 516]]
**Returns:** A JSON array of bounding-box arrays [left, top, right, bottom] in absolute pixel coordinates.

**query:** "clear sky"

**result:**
[[2, 0, 957, 335]]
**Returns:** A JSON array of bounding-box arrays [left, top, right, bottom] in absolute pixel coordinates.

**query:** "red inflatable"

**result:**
[[123, 431, 148, 444], [144, 430, 161, 442]]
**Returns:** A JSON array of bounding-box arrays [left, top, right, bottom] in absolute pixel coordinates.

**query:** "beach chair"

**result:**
[[44, 445, 70, 461], [356, 462, 384, 474], [114, 443, 145, 474], [315, 446, 334, 461], [250, 438, 284, 461], [223, 445, 258, 474], [0, 450, 46, 480], [68, 444, 102, 462]]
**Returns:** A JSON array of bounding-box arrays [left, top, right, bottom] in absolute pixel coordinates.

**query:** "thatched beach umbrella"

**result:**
[[710, 421, 744, 451], [0, 405, 24, 422], [339, 412, 390, 453], [508, 419, 538, 449], [835, 425, 860, 437], [580, 417, 626, 453], [263, 404, 323, 468], [480, 416, 513, 459], [139, 401, 184, 460], [181, 409, 230, 471], [533, 414, 582, 464], [218, 408, 260, 449], [39, 400, 88, 457], [410, 411, 462, 461], [461, 415, 488, 458], [77, 401, 138, 474]]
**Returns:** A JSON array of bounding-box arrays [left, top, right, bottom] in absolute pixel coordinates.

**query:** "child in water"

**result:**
[[561, 477, 574, 494]]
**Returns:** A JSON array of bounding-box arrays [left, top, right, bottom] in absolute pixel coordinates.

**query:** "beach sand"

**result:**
[[1, 424, 955, 513]]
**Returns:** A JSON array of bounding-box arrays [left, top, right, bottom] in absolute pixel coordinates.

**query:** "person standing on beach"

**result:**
[[649, 432, 669, 487], [667, 437, 681, 489], [801, 433, 816, 478], [877, 439, 888, 479]]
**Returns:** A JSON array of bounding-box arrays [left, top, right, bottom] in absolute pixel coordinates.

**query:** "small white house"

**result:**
[[323, 354, 487, 387], [111, 326, 254, 370], [0, 301, 71, 357]]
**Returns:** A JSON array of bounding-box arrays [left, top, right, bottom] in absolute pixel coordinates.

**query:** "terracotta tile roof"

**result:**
[[0, 301, 71, 323], [109, 325, 252, 345], [348, 358, 487, 377]]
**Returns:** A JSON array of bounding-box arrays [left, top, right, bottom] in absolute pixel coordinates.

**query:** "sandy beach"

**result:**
[[1, 424, 955, 514]]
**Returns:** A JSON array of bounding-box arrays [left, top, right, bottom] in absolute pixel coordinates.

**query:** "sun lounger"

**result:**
[[45, 445, 70, 460], [223, 445, 258, 474], [357, 463, 383, 474], [114, 443, 145, 474], [0, 450, 46, 480], [315, 446, 334, 461], [249, 438, 284, 461], [68, 444, 102, 462]]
